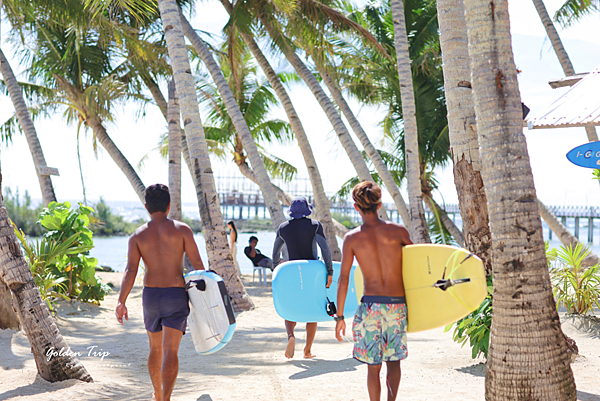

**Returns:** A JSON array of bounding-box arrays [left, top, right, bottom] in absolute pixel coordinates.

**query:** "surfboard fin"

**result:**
[[433, 278, 471, 291]]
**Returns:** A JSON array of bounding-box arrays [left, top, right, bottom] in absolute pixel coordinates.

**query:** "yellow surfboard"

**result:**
[[354, 244, 487, 333]]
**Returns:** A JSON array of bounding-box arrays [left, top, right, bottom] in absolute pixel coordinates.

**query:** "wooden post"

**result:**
[[588, 217, 594, 244], [574, 217, 580, 239]]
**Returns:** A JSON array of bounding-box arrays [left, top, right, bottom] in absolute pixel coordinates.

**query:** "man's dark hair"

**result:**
[[145, 184, 170, 214], [249, 236, 258, 243]]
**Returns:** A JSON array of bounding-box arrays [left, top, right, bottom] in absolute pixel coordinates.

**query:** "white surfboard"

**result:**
[[184, 270, 236, 355]]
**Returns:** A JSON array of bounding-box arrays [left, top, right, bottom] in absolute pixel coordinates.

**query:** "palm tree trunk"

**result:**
[[179, 12, 288, 231], [537, 199, 599, 266], [157, 0, 253, 311], [86, 116, 146, 203], [318, 68, 411, 227], [256, 13, 389, 221], [167, 80, 182, 221], [531, 0, 598, 143], [389, 0, 430, 243], [0, 48, 57, 206], [0, 199, 92, 382], [0, 275, 20, 330], [436, 0, 493, 275], [423, 195, 465, 247], [464, 0, 576, 398], [142, 74, 169, 120], [214, 3, 339, 259]]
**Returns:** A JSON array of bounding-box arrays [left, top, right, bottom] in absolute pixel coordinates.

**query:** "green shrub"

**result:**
[[551, 243, 600, 315], [444, 276, 493, 359], [331, 212, 359, 229], [13, 201, 111, 308], [89, 198, 140, 236]]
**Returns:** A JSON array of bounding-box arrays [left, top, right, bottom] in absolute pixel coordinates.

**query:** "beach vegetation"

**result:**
[[90, 198, 141, 236], [3, 188, 46, 236], [13, 201, 110, 308], [444, 276, 493, 359], [550, 242, 600, 315], [330, 212, 359, 229]]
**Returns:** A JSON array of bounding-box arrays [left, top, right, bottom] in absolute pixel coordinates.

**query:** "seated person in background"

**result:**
[[244, 236, 274, 271]]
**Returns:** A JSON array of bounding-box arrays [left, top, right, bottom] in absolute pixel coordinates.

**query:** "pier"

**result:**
[[214, 176, 599, 243]]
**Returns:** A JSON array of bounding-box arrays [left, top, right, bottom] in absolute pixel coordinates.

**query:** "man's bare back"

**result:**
[[129, 218, 204, 288], [343, 220, 412, 297]]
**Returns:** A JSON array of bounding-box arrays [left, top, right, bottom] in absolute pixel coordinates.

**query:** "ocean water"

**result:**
[[91, 231, 343, 274]]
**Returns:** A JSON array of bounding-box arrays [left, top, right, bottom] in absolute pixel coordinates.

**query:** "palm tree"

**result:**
[[0, 198, 92, 382], [0, 49, 57, 206], [389, 0, 429, 243], [554, 0, 600, 28], [219, 0, 342, 258], [179, 11, 289, 231], [436, 0, 492, 274], [463, 0, 577, 398], [157, 0, 253, 311], [167, 80, 182, 221], [252, 3, 392, 221]]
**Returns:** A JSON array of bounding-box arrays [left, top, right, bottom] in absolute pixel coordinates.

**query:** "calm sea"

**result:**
[[72, 200, 600, 271]]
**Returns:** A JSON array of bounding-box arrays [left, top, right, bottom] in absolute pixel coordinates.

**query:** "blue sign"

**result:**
[[566, 141, 600, 168]]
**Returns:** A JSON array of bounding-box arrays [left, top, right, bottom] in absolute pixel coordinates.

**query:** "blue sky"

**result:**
[[1, 0, 600, 210]]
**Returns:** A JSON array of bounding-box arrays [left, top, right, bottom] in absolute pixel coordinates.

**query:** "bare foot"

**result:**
[[152, 392, 162, 401], [303, 350, 316, 359], [285, 336, 295, 359]]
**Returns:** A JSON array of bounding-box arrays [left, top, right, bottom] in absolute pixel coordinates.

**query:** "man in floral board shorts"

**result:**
[[335, 181, 412, 401]]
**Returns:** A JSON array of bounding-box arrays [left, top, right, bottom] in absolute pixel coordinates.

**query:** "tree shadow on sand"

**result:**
[[455, 362, 486, 377], [0, 329, 28, 370], [0, 375, 78, 400], [563, 315, 600, 339], [288, 358, 361, 380], [577, 390, 600, 401]]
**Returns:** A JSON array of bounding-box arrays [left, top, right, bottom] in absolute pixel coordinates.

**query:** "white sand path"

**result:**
[[0, 272, 599, 400]]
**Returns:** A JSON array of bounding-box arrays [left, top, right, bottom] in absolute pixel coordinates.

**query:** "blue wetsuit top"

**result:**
[[272, 217, 333, 276]]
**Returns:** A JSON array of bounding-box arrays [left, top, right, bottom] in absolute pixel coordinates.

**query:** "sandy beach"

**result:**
[[1, 272, 599, 401]]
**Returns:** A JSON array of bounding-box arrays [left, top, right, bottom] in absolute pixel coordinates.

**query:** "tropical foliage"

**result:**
[[551, 243, 600, 315], [444, 276, 493, 359], [13, 201, 111, 307]]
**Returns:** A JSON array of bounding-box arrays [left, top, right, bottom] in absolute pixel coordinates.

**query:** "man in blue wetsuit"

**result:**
[[272, 196, 333, 359]]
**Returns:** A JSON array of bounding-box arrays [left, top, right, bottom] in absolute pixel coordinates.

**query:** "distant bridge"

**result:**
[[214, 176, 598, 243]]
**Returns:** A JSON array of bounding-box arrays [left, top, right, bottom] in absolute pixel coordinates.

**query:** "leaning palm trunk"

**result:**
[[179, 13, 287, 231], [318, 68, 411, 227], [54, 75, 146, 203], [0, 275, 20, 330], [217, 9, 339, 258], [257, 14, 389, 221], [87, 116, 146, 203], [423, 195, 465, 247], [464, 0, 577, 399], [0, 49, 56, 206], [158, 0, 253, 311], [531, 0, 597, 142], [167, 80, 182, 221], [235, 157, 349, 240], [436, 0, 492, 275], [537, 199, 599, 266], [389, 0, 430, 243], [0, 200, 92, 382]]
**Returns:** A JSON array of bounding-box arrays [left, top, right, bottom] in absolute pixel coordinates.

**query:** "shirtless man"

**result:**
[[115, 184, 205, 401], [335, 181, 413, 401]]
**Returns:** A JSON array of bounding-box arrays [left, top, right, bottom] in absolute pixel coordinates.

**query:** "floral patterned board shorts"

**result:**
[[352, 296, 408, 365]]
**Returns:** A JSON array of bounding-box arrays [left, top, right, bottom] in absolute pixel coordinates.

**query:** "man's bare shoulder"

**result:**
[[131, 222, 150, 238], [172, 219, 194, 236], [383, 220, 410, 233]]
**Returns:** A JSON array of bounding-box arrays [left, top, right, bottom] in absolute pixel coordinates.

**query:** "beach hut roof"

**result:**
[[526, 63, 600, 130]]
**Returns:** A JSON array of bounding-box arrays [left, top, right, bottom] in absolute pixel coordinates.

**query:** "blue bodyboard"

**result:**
[[272, 260, 358, 323]]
